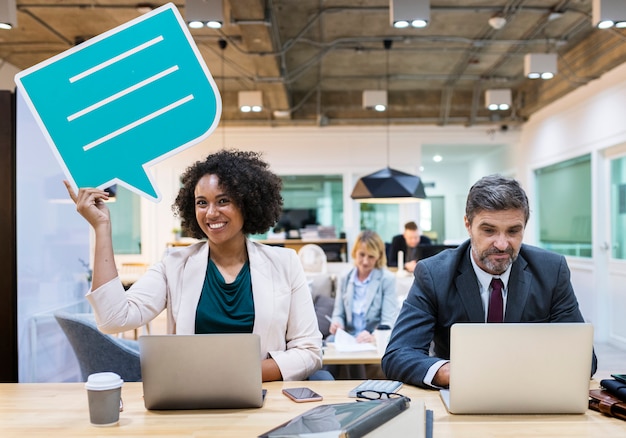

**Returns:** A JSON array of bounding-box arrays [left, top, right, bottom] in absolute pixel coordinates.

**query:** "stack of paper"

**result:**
[[334, 328, 377, 352]]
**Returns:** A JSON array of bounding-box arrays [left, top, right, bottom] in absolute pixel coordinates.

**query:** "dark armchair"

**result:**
[[54, 311, 142, 382]]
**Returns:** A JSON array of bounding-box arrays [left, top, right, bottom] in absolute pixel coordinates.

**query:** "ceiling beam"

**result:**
[[517, 28, 626, 120], [227, 0, 290, 113]]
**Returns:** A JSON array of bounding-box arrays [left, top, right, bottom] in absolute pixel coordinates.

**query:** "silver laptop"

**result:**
[[440, 323, 593, 414], [139, 333, 264, 410]]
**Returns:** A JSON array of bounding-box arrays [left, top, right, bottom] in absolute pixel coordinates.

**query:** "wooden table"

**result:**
[[322, 342, 382, 365], [0, 380, 623, 437], [258, 238, 347, 252], [166, 239, 349, 262], [258, 239, 348, 262]]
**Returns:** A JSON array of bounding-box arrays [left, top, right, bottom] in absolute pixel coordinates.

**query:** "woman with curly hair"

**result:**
[[64, 149, 323, 381]]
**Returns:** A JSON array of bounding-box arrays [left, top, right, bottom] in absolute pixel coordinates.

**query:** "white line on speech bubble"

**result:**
[[82, 93, 194, 151], [67, 65, 180, 122], [69, 35, 164, 83]]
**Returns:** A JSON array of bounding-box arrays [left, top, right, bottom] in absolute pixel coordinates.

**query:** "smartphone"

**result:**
[[611, 374, 626, 384], [282, 387, 323, 403]]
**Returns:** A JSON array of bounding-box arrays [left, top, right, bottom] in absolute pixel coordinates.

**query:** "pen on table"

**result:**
[[322, 316, 334, 351]]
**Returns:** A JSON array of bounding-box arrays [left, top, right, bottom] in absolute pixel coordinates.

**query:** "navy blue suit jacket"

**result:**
[[387, 234, 432, 267], [381, 239, 597, 388]]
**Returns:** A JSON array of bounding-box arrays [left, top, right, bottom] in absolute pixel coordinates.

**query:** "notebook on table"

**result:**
[[440, 322, 594, 414], [139, 333, 265, 410], [258, 397, 415, 438]]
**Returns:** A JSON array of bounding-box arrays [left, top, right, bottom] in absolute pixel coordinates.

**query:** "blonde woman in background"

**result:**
[[327, 230, 398, 378], [330, 230, 398, 340]]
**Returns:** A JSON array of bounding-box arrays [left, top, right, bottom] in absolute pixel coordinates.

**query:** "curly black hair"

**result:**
[[172, 149, 283, 238]]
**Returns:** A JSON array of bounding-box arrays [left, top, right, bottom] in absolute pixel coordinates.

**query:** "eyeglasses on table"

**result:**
[[356, 390, 411, 402]]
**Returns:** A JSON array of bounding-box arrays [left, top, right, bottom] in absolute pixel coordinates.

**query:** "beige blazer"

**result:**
[[86, 239, 323, 380]]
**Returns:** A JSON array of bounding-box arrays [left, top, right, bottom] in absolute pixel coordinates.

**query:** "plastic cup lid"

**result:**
[[84, 372, 124, 390]]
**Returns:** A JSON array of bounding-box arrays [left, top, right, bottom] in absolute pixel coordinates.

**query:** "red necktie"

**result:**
[[487, 278, 504, 323]]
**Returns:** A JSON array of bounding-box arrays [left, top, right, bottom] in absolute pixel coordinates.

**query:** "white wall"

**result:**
[[517, 61, 626, 348], [420, 142, 516, 243], [421, 161, 471, 242], [130, 125, 514, 265]]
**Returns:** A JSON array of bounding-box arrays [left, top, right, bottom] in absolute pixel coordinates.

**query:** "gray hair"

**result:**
[[465, 174, 530, 225]]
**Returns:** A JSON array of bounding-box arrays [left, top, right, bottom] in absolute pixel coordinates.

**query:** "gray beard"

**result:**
[[470, 243, 518, 275]]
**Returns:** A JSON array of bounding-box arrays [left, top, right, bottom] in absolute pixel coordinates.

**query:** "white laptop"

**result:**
[[139, 333, 265, 410], [440, 323, 593, 414]]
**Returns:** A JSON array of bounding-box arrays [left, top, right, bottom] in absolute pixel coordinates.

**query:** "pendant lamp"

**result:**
[[351, 167, 426, 203], [351, 40, 426, 204]]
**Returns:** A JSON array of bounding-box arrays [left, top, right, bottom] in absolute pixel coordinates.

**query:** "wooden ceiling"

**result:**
[[2, 0, 626, 127]]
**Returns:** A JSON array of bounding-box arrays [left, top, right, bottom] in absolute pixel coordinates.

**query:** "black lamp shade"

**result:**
[[351, 167, 426, 202]]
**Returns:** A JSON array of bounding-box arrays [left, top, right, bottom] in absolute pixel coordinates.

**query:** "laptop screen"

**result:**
[[139, 333, 264, 410], [442, 323, 593, 414]]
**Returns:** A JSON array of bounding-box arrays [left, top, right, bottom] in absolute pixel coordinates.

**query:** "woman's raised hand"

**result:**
[[63, 180, 111, 228]]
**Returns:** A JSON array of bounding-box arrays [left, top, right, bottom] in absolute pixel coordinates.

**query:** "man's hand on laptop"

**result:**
[[433, 363, 450, 387], [404, 260, 418, 273]]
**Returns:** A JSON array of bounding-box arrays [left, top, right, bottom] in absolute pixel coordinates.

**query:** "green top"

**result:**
[[195, 259, 254, 334]]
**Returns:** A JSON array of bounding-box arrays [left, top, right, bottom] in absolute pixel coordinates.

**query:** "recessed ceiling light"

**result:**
[[273, 110, 291, 118], [488, 15, 507, 30], [136, 3, 154, 14]]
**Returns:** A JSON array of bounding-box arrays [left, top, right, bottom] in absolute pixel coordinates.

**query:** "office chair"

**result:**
[[298, 244, 335, 338], [298, 244, 328, 274], [54, 311, 142, 382]]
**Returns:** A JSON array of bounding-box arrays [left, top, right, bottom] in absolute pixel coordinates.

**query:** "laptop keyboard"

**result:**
[[348, 379, 403, 397]]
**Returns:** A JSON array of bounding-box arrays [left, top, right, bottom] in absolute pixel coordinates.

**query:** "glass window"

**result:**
[[360, 200, 441, 244], [610, 155, 626, 259], [359, 203, 399, 244], [535, 155, 592, 257], [419, 199, 433, 232], [252, 175, 344, 240], [108, 186, 142, 254]]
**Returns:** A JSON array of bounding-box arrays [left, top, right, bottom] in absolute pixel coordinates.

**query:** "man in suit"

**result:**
[[388, 221, 432, 271], [381, 174, 597, 389]]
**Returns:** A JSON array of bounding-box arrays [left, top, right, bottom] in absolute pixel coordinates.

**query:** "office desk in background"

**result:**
[[165, 238, 349, 262], [258, 238, 348, 262], [322, 342, 382, 365], [0, 380, 623, 437]]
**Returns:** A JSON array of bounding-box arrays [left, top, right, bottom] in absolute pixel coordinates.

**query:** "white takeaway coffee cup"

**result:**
[[84, 372, 124, 426]]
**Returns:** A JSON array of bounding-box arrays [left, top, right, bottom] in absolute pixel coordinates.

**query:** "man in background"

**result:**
[[388, 221, 432, 272]]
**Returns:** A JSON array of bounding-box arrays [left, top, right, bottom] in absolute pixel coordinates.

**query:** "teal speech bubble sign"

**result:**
[[14, 3, 221, 202]]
